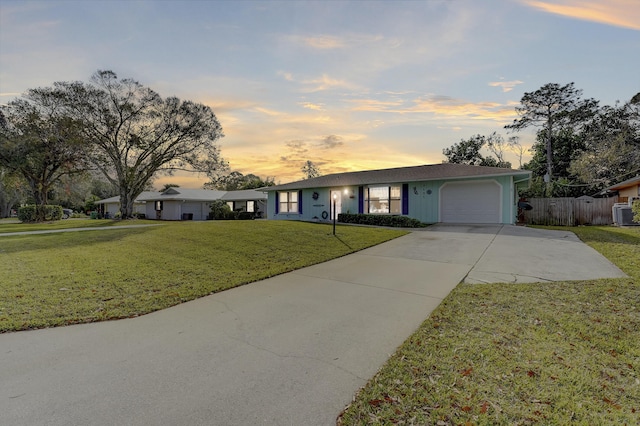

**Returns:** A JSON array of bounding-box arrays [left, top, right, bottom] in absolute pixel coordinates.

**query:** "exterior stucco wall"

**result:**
[[104, 202, 120, 217], [145, 203, 157, 219], [619, 185, 640, 200], [103, 201, 145, 217], [160, 201, 182, 221]]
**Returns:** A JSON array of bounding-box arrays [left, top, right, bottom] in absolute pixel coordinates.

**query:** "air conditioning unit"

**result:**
[[613, 203, 639, 226]]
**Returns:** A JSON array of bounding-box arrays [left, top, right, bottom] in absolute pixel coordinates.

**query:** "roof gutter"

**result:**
[[266, 170, 533, 191], [513, 176, 531, 185]]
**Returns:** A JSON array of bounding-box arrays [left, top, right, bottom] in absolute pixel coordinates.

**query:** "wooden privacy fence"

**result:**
[[523, 197, 619, 226]]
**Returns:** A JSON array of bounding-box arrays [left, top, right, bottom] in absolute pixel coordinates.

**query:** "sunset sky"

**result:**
[[1, 0, 638, 188]]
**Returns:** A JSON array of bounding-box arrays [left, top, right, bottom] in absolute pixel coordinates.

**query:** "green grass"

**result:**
[[0, 221, 406, 332], [0, 218, 158, 233], [339, 226, 640, 425]]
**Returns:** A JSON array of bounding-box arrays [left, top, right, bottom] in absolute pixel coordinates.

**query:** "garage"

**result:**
[[440, 180, 501, 223]]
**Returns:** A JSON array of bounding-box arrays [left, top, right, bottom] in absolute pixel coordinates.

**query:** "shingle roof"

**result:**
[[96, 188, 267, 204], [266, 163, 531, 191], [605, 175, 640, 191], [95, 191, 159, 204], [144, 188, 227, 201], [222, 189, 268, 201]]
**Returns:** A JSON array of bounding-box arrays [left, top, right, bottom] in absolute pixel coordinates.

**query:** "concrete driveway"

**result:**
[[0, 225, 625, 426]]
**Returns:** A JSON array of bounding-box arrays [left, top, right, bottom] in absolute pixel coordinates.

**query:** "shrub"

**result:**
[[209, 200, 232, 220], [237, 211, 255, 220], [338, 213, 427, 228], [208, 200, 255, 220], [18, 205, 63, 222], [633, 200, 640, 223]]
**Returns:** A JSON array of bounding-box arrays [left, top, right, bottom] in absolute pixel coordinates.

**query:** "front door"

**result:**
[[330, 190, 342, 220]]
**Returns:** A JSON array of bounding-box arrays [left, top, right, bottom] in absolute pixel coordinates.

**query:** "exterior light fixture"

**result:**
[[333, 193, 337, 235]]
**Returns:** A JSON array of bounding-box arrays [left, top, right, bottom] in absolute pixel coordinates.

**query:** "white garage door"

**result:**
[[440, 180, 501, 223]]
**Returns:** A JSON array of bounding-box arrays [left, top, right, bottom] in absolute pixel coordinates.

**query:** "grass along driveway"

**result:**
[[339, 226, 640, 425], [0, 221, 406, 332]]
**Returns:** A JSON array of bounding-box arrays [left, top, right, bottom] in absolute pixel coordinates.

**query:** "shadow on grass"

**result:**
[[572, 226, 640, 246], [333, 234, 355, 251], [0, 226, 156, 254]]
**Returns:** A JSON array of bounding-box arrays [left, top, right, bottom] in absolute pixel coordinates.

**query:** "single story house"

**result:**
[[95, 191, 157, 218], [264, 163, 532, 225], [96, 188, 267, 220], [601, 176, 640, 203], [222, 189, 268, 217]]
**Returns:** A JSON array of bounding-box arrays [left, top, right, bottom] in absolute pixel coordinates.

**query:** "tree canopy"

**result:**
[[569, 99, 640, 190], [49, 70, 227, 218], [443, 84, 638, 197], [505, 82, 598, 194], [516, 89, 639, 197], [442, 133, 512, 168], [204, 171, 275, 191], [0, 91, 89, 220], [301, 160, 321, 179]]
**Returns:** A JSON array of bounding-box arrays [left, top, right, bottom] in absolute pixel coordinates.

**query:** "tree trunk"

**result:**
[[0, 201, 10, 218], [545, 116, 553, 197], [30, 181, 49, 222], [119, 190, 135, 219]]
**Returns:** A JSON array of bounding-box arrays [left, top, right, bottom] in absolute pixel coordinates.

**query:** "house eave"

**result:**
[[265, 166, 531, 192]]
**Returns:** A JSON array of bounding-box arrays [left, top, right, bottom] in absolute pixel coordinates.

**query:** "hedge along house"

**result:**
[[265, 163, 532, 225], [96, 188, 267, 220]]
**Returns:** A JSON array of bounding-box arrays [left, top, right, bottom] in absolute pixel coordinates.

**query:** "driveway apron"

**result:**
[[0, 225, 625, 425]]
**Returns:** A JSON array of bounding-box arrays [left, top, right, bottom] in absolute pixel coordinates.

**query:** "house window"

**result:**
[[226, 202, 234, 211], [155, 201, 163, 211], [364, 185, 401, 214], [247, 200, 255, 213], [279, 191, 298, 213]]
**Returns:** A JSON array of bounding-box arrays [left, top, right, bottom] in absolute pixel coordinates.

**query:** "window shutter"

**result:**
[[275, 192, 279, 214], [298, 190, 303, 214], [402, 184, 409, 215], [358, 186, 364, 214]]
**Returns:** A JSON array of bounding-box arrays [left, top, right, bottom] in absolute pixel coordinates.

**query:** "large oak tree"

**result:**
[[51, 70, 227, 218]]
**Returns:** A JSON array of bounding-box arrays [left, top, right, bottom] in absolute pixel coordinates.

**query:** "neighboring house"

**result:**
[[264, 163, 532, 225], [601, 176, 640, 203], [95, 191, 157, 218], [96, 188, 268, 220], [222, 189, 268, 217]]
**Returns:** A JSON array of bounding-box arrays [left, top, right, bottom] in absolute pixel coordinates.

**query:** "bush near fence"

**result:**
[[523, 197, 618, 226]]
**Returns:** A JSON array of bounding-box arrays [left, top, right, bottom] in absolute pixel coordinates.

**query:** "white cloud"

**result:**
[[489, 80, 524, 92], [299, 102, 325, 111], [523, 0, 640, 30]]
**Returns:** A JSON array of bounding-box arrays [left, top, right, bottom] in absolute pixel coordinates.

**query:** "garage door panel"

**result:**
[[441, 181, 501, 223]]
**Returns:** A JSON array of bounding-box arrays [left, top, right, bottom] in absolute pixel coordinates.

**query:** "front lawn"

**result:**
[[0, 221, 406, 332], [0, 218, 158, 233], [339, 226, 640, 425]]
